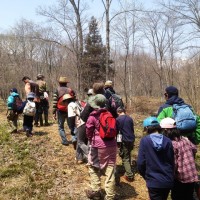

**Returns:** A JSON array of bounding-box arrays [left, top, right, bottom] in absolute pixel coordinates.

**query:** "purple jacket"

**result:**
[[86, 108, 117, 148]]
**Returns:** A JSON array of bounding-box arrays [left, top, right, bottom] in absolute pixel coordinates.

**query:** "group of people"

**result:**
[[6, 75, 200, 200], [138, 86, 199, 200], [7, 74, 49, 137]]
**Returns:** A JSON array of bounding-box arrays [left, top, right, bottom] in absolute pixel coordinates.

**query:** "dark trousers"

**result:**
[[76, 124, 88, 161], [23, 115, 34, 131], [148, 187, 170, 200], [119, 141, 134, 178], [171, 180, 195, 200]]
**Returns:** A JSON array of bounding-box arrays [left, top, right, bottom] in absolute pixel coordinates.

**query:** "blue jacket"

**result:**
[[116, 115, 135, 142], [7, 92, 20, 110], [137, 133, 174, 189]]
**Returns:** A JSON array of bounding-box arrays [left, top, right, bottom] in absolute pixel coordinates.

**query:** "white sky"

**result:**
[[0, 0, 156, 32]]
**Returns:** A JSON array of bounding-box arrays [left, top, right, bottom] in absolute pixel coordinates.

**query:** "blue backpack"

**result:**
[[173, 104, 197, 133]]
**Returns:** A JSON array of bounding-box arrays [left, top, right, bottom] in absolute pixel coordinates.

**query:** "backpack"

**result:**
[[99, 111, 117, 139], [173, 104, 197, 133], [23, 100, 36, 116], [12, 96, 24, 114], [56, 88, 74, 112], [109, 93, 124, 112]]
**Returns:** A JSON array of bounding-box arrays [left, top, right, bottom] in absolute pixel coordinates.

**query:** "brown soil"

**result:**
[[0, 101, 149, 200]]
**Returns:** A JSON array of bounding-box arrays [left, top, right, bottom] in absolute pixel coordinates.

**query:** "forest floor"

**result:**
[[0, 97, 199, 200]]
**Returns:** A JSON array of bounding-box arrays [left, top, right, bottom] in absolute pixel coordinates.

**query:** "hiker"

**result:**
[[160, 117, 199, 200], [35, 74, 49, 126], [52, 76, 75, 146], [104, 80, 124, 118], [22, 76, 40, 101], [62, 93, 88, 163], [23, 92, 36, 137], [80, 82, 105, 123], [85, 94, 117, 200], [137, 116, 174, 200], [116, 107, 135, 183], [6, 88, 21, 133], [86, 88, 94, 101], [157, 86, 196, 142]]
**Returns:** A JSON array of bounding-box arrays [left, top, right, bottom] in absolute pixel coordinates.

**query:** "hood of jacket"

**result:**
[[11, 92, 19, 97], [150, 133, 164, 151], [166, 95, 184, 105], [90, 108, 107, 117]]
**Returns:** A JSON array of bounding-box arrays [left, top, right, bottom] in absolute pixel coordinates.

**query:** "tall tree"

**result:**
[[82, 16, 106, 89]]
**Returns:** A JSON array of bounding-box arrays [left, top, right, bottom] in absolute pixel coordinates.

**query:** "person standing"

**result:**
[[137, 116, 174, 200], [62, 93, 88, 162], [116, 107, 135, 182], [52, 76, 75, 146], [35, 74, 49, 126], [23, 92, 36, 137], [85, 94, 117, 200], [6, 88, 21, 133], [160, 117, 199, 200]]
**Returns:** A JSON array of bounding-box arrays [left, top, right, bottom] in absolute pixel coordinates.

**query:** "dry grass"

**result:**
[[0, 97, 199, 200]]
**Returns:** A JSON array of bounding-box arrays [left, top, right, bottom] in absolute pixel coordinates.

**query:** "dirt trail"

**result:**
[[0, 105, 148, 199]]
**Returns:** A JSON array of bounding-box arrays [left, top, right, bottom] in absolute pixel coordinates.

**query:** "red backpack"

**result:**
[[99, 111, 117, 139], [57, 88, 74, 112]]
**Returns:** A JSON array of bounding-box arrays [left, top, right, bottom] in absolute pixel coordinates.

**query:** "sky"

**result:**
[[0, 0, 155, 32]]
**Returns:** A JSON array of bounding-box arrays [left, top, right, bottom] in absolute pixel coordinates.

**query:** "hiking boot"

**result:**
[[85, 189, 101, 200], [123, 175, 134, 182], [44, 123, 50, 126], [26, 129, 33, 137], [10, 129, 17, 134], [62, 141, 69, 146]]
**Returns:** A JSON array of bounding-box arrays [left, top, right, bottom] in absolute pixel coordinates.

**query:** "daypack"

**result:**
[[109, 93, 124, 112], [173, 104, 197, 133], [23, 100, 36, 116], [57, 96, 67, 112], [99, 111, 117, 139], [12, 96, 24, 114], [57, 88, 73, 112]]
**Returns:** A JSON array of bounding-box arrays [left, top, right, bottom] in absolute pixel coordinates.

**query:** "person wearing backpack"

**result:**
[[35, 74, 50, 127], [116, 107, 135, 183], [104, 80, 124, 118], [160, 117, 199, 200], [7, 88, 22, 133], [23, 92, 36, 137], [62, 93, 88, 163], [137, 117, 174, 200], [85, 94, 117, 200], [52, 76, 75, 146], [157, 86, 196, 142]]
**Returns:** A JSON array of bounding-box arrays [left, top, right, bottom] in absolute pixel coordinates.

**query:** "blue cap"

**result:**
[[143, 117, 159, 128]]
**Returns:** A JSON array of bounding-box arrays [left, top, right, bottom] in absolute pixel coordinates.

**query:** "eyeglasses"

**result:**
[[164, 93, 168, 97]]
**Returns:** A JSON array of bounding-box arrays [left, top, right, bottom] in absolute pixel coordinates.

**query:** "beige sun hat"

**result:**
[[59, 77, 69, 83], [62, 94, 73, 101], [104, 80, 112, 87]]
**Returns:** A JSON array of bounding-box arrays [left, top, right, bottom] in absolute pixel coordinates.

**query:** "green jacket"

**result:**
[[157, 107, 173, 122]]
